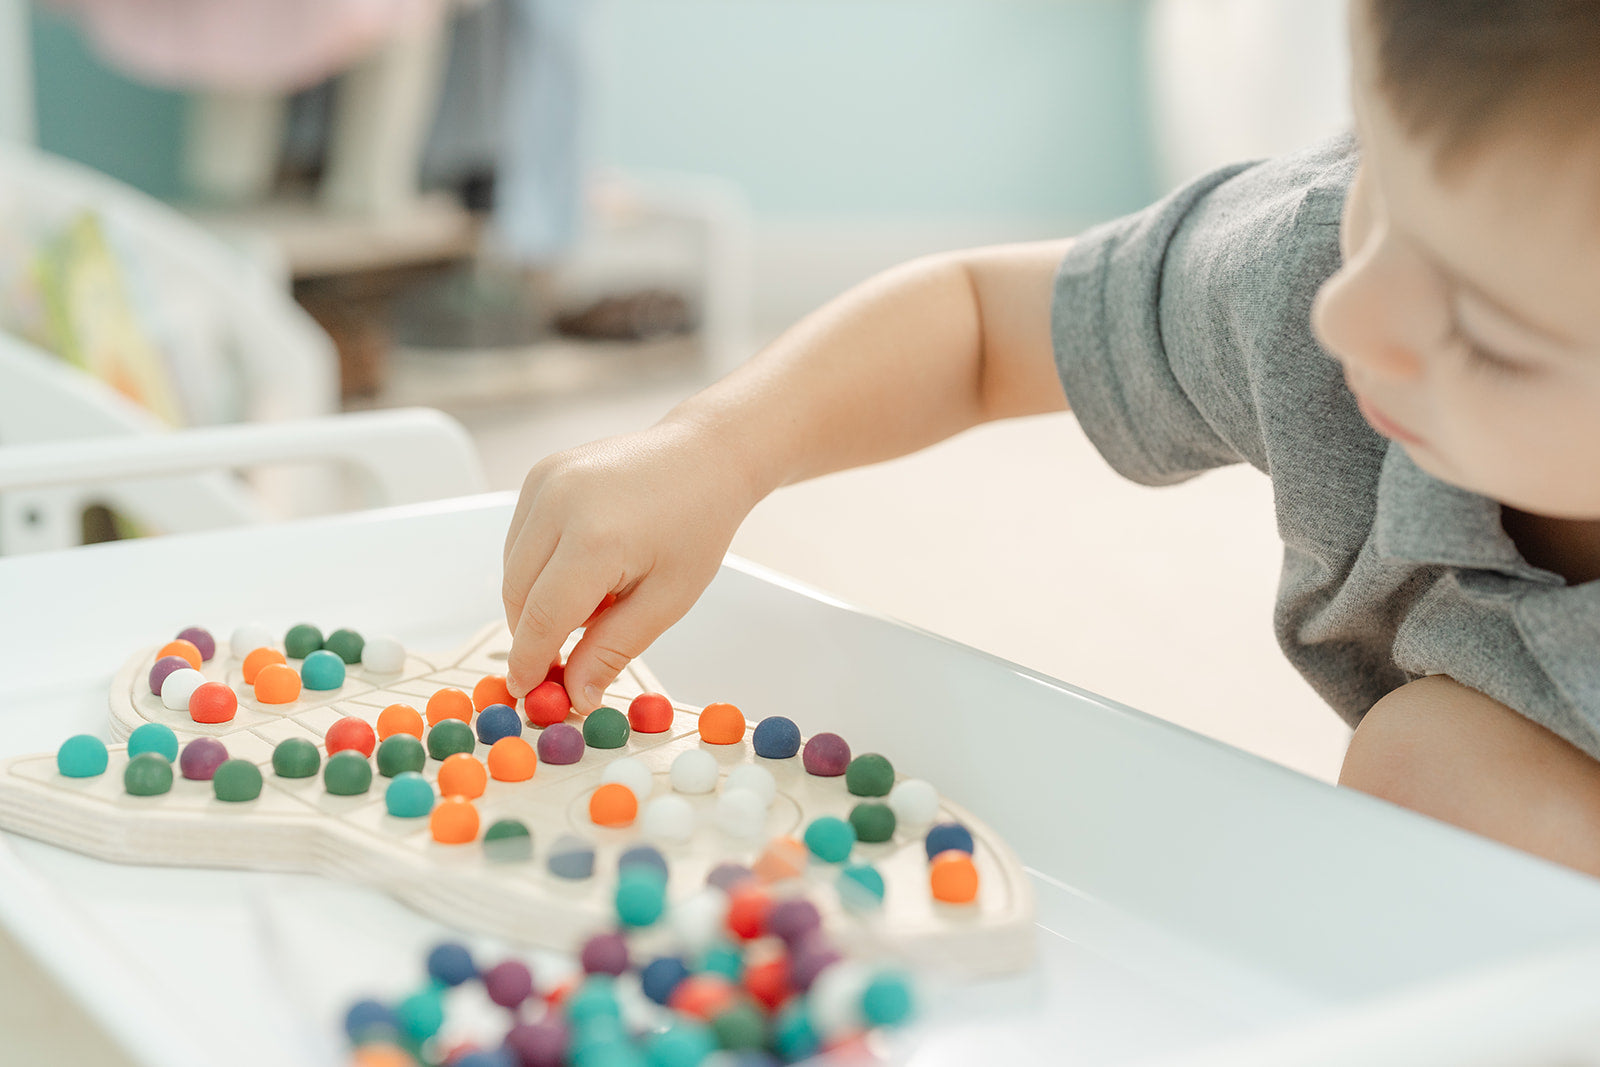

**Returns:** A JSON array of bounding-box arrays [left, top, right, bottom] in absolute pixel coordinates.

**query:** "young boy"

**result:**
[[501, 1, 1600, 876]]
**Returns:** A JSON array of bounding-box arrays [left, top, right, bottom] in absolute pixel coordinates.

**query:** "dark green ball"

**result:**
[[284, 623, 324, 659], [710, 1002, 766, 1051], [483, 819, 533, 863], [427, 719, 475, 761], [213, 759, 263, 802], [323, 628, 365, 665], [272, 737, 320, 778], [849, 801, 897, 843], [582, 706, 630, 749], [124, 752, 173, 796], [845, 753, 894, 797], [324, 750, 372, 795], [376, 734, 426, 777]]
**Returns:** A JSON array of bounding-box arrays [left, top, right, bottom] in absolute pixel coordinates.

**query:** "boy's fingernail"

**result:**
[[583, 685, 601, 708]]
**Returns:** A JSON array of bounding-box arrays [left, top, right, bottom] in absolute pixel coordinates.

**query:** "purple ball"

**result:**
[[483, 960, 534, 1009], [706, 862, 754, 892], [176, 627, 216, 662], [766, 898, 822, 945], [149, 656, 192, 696], [802, 732, 851, 777], [179, 738, 229, 781], [504, 1020, 568, 1067], [535, 722, 584, 765], [788, 931, 842, 991], [579, 932, 629, 976]]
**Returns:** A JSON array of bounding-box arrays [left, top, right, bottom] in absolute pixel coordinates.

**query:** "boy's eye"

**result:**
[[1453, 329, 1528, 377]]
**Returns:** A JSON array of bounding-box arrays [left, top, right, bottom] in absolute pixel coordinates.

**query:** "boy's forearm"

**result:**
[[663, 240, 1072, 501]]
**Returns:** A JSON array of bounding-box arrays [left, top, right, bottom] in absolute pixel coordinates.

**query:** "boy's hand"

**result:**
[[501, 420, 756, 711]]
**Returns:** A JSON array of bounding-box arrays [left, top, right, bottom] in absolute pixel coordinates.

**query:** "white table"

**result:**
[[5, 494, 1600, 1066]]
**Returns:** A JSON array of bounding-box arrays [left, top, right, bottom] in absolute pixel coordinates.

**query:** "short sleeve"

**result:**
[[1051, 136, 1356, 487]]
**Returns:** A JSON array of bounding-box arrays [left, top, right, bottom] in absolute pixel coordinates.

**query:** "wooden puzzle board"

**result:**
[[0, 623, 1034, 976]]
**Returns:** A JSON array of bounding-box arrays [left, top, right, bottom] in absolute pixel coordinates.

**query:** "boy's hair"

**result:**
[[1371, 0, 1600, 168]]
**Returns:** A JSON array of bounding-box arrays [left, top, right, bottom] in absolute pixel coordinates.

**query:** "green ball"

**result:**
[[57, 734, 108, 778], [124, 752, 173, 796], [384, 772, 435, 818], [324, 750, 372, 795], [271, 737, 320, 778], [376, 734, 426, 777], [614, 869, 667, 928], [323, 628, 364, 665], [698, 942, 743, 982], [582, 706, 630, 749], [426, 719, 475, 761], [127, 722, 178, 762], [646, 1022, 717, 1067], [300, 650, 346, 691], [284, 623, 323, 659], [483, 818, 533, 862], [845, 753, 894, 797], [838, 863, 886, 911], [711, 1002, 766, 1051], [862, 970, 915, 1026], [849, 801, 897, 843], [803, 815, 856, 864], [773, 1002, 819, 1062], [213, 759, 263, 802], [395, 988, 444, 1041]]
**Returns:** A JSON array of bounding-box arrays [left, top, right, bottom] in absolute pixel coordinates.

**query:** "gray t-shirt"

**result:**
[[1052, 134, 1600, 759]]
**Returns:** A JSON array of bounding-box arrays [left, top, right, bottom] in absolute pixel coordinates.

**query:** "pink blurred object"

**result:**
[[50, 0, 443, 91]]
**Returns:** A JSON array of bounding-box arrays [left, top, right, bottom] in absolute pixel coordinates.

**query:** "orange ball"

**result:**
[[157, 639, 202, 670], [351, 1044, 412, 1067], [426, 687, 473, 726], [697, 702, 745, 745], [754, 836, 807, 883], [589, 782, 638, 827], [430, 796, 480, 844], [487, 737, 537, 782], [241, 646, 286, 684], [628, 693, 674, 734], [376, 703, 424, 740], [669, 975, 738, 1020], [473, 675, 515, 712], [437, 753, 487, 799], [254, 662, 302, 704], [930, 850, 980, 904]]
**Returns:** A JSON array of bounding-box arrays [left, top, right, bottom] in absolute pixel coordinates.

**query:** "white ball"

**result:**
[[670, 749, 718, 794], [669, 888, 728, 953], [639, 795, 696, 844], [888, 778, 939, 826], [809, 960, 871, 1038], [714, 788, 767, 840], [229, 623, 273, 659], [723, 764, 775, 806], [161, 668, 206, 712], [361, 635, 406, 674], [602, 757, 653, 801]]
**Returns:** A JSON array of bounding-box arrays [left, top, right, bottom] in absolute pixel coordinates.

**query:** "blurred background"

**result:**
[[0, 0, 1355, 780]]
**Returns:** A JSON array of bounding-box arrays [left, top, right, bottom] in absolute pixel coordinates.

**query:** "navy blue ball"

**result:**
[[752, 716, 801, 759], [343, 998, 398, 1041], [618, 844, 668, 881], [425, 941, 477, 987], [476, 703, 523, 745], [924, 821, 975, 860], [640, 956, 690, 1006]]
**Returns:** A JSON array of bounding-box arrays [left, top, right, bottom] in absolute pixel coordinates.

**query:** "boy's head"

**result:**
[[1311, 0, 1600, 519]]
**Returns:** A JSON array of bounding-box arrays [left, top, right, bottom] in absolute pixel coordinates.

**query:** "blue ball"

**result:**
[[455, 1052, 515, 1067], [618, 844, 668, 881], [300, 649, 346, 691], [342, 998, 397, 1042], [476, 703, 523, 745], [426, 941, 477, 986], [751, 716, 801, 759], [127, 722, 178, 762], [640, 955, 689, 1006], [924, 821, 975, 860]]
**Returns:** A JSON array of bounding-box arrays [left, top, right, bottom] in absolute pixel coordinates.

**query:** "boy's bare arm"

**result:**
[[501, 239, 1074, 704], [1342, 675, 1600, 877]]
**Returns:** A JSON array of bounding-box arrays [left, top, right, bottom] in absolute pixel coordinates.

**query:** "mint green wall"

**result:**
[[30, 0, 1157, 219], [29, 7, 187, 200]]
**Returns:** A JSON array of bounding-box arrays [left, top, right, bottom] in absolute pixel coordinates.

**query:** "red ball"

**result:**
[[669, 975, 738, 1020], [628, 692, 673, 734], [325, 715, 377, 757], [188, 681, 238, 724], [525, 680, 571, 728], [543, 659, 565, 687], [744, 956, 791, 1011], [725, 885, 772, 941]]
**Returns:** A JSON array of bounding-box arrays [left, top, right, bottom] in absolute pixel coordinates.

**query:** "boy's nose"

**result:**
[[1312, 252, 1427, 385]]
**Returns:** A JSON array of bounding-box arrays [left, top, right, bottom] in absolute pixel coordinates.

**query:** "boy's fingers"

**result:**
[[501, 518, 559, 639], [505, 540, 613, 699], [563, 584, 685, 713]]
